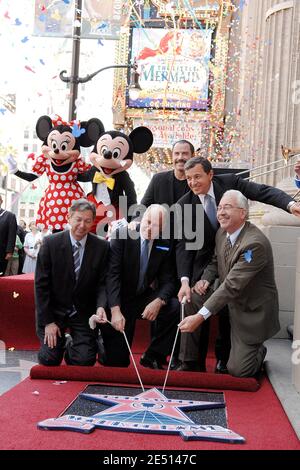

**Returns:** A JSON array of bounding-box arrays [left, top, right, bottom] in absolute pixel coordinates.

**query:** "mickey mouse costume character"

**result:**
[[79, 126, 153, 234], [8, 115, 103, 232]]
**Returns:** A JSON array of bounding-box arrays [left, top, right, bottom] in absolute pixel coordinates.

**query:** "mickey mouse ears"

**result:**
[[129, 126, 153, 154]]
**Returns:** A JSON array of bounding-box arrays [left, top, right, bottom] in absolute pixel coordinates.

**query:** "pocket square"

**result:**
[[156, 245, 169, 251], [244, 249, 253, 263]]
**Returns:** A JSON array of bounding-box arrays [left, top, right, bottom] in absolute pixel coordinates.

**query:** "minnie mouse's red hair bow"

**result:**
[[51, 114, 75, 127]]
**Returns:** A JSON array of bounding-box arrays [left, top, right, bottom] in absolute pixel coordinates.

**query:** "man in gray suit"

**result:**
[[178, 190, 280, 377]]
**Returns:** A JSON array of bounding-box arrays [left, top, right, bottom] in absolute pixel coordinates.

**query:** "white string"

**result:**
[[162, 297, 186, 394], [105, 320, 145, 392], [162, 326, 179, 394], [105, 296, 187, 396]]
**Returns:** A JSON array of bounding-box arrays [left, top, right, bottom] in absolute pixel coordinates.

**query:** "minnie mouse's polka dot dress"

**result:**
[[31, 154, 90, 231]]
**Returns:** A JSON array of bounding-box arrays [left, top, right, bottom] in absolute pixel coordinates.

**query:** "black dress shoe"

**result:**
[[169, 357, 181, 370], [175, 361, 206, 372], [140, 353, 164, 370], [215, 360, 229, 374]]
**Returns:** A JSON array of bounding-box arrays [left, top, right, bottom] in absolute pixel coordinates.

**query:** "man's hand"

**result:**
[[178, 280, 191, 303], [127, 220, 139, 231], [295, 160, 300, 178], [111, 306, 126, 332], [44, 322, 61, 348], [179, 314, 205, 333], [5, 253, 13, 261], [290, 203, 300, 218], [193, 280, 210, 296], [142, 298, 162, 321], [89, 307, 107, 329]]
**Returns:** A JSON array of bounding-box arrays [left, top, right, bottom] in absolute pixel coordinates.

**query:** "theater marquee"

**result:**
[[128, 28, 213, 111]]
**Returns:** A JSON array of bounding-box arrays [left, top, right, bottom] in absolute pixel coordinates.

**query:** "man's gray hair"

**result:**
[[222, 190, 249, 218], [68, 198, 96, 219]]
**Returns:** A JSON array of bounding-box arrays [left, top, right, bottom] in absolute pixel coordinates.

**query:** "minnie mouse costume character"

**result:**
[[79, 125, 153, 234], [8, 115, 104, 231]]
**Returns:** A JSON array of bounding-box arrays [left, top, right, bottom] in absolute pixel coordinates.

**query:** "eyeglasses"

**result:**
[[217, 204, 243, 212]]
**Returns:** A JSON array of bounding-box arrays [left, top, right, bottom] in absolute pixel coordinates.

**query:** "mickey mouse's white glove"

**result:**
[[6, 154, 18, 174]]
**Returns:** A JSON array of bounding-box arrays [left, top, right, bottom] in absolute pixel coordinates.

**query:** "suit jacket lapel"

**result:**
[[212, 179, 223, 206], [129, 234, 141, 289], [77, 234, 92, 285], [166, 171, 175, 206], [147, 240, 164, 280], [226, 222, 250, 266], [61, 231, 76, 284]]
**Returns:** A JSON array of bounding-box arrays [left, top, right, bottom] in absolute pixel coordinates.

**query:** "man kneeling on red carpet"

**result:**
[[35, 199, 109, 366], [178, 190, 280, 377], [91, 204, 180, 369]]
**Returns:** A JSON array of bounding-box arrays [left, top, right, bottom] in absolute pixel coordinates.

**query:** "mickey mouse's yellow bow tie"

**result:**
[[93, 171, 115, 190]]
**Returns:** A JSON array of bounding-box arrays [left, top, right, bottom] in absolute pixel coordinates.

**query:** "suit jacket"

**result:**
[[78, 166, 137, 213], [35, 230, 109, 327], [202, 222, 280, 344], [176, 173, 293, 284], [141, 170, 189, 207], [107, 227, 176, 308], [0, 209, 17, 261]]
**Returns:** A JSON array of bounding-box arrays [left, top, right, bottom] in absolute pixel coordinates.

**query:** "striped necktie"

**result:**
[[224, 236, 232, 265], [73, 241, 81, 281]]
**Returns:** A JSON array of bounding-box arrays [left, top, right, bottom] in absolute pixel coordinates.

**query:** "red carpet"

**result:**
[[0, 274, 151, 351], [1, 274, 259, 392], [30, 363, 260, 392], [0, 274, 38, 350], [0, 376, 298, 450]]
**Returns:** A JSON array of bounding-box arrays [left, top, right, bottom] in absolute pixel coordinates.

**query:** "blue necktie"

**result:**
[[73, 241, 81, 281], [137, 238, 149, 293], [204, 194, 218, 230]]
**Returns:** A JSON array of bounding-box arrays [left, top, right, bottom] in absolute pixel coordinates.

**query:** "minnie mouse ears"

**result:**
[[36, 116, 53, 141], [36, 115, 105, 147]]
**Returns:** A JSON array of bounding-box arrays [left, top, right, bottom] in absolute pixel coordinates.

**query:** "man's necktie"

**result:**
[[137, 238, 149, 293], [73, 241, 81, 281], [204, 194, 218, 230], [69, 241, 82, 318], [224, 236, 232, 265]]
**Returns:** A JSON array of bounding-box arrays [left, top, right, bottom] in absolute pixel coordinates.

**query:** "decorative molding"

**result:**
[[266, 1, 294, 21]]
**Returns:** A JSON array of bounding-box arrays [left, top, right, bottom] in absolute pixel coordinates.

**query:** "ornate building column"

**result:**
[[225, 1, 300, 345], [227, 0, 299, 186]]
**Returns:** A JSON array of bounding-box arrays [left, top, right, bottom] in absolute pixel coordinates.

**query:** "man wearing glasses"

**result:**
[[178, 190, 280, 377], [176, 157, 300, 372]]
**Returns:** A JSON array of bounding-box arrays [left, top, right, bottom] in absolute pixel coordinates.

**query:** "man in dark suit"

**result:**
[[99, 204, 180, 368], [176, 156, 300, 372], [136, 140, 194, 368], [179, 190, 280, 377], [141, 140, 194, 209], [17, 219, 27, 274], [35, 199, 109, 366], [0, 195, 17, 277]]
